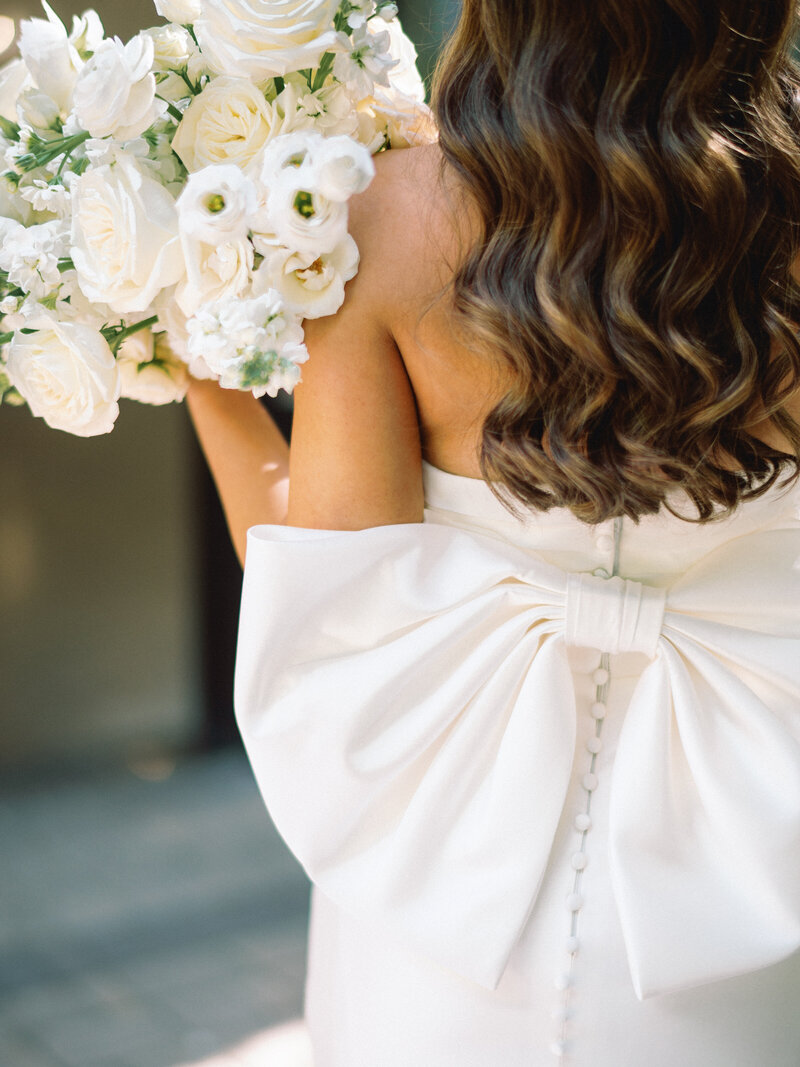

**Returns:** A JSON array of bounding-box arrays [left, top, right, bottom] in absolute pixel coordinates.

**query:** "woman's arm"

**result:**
[[185, 379, 290, 567], [185, 151, 424, 562]]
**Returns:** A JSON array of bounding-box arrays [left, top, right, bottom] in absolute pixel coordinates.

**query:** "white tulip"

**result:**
[[71, 152, 185, 314], [6, 310, 120, 436]]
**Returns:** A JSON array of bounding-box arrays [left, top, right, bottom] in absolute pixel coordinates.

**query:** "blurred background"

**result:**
[[0, 2, 457, 1065]]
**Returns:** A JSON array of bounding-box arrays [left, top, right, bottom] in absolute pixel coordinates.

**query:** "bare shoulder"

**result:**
[[345, 144, 466, 324]]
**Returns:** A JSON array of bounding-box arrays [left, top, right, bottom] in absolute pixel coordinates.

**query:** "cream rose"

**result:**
[[172, 77, 279, 173], [154, 0, 202, 24], [71, 153, 185, 314], [6, 312, 120, 436], [194, 0, 339, 83]]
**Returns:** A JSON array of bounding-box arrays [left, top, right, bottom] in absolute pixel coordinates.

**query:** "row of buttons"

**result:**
[[550, 518, 620, 1061]]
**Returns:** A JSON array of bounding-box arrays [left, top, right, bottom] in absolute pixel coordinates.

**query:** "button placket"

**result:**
[[550, 517, 622, 1062]]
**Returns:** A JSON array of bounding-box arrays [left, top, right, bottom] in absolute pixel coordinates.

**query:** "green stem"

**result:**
[[311, 52, 335, 93], [178, 68, 200, 96], [157, 97, 185, 122], [105, 315, 159, 355], [17, 130, 91, 173]]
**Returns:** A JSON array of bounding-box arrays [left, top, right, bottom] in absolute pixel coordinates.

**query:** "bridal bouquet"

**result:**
[[0, 0, 433, 435]]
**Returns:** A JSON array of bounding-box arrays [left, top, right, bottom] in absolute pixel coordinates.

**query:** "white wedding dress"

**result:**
[[234, 460, 800, 1066]]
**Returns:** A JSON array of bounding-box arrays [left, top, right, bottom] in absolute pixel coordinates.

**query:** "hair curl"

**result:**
[[430, 0, 800, 521]]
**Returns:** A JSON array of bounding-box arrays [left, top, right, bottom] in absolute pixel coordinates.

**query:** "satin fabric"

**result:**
[[233, 464, 800, 1063]]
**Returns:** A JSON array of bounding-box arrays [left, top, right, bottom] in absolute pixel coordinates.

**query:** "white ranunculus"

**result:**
[[313, 135, 375, 201], [172, 77, 282, 173], [71, 152, 185, 314], [6, 311, 120, 436], [176, 165, 257, 243], [18, 3, 104, 116], [72, 35, 165, 141], [194, 0, 340, 83], [253, 233, 359, 318], [154, 0, 202, 24], [117, 328, 189, 404], [176, 235, 252, 317]]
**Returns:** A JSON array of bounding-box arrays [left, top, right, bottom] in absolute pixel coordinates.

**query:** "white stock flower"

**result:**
[[72, 35, 166, 141], [141, 24, 203, 99], [71, 152, 184, 314], [290, 78, 359, 138], [6, 310, 120, 436], [186, 288, 308, 397], [176, 235, 252, 317], [194, 0, 339, 83], [18, 3, 104, 117], [176, 164, 257, 243], [117, 328, 189, 404], [368, 16, 435, 148], [172, 77, 284, 173], [253, 233, 359, 318], [19, 177, 71, 215], [332, 22, 396, 97], [0, 217, 68, 299], [154, 0, 202, 24]]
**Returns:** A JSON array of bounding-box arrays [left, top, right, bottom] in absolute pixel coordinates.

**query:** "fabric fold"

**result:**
[[233, 520, 800, 998]]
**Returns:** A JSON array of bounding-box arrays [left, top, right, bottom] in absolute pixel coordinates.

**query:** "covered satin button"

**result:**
[[586, 736, 603, 754], [550, 1039, 566, 1056], [592, 667, 610, 686], [596, 533, 615, 553], [574, 813, 592, 832], [566, 892, 584, 912], [590, 701, 607, 719], [565, 935, 580, 953], [571, 852, 588, 870], [582, 773, 599, 792]]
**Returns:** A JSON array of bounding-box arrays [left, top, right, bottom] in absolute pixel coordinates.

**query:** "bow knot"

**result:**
[[565, 572, 665, 657]]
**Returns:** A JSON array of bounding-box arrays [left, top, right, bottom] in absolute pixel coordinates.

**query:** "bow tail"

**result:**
[[609, 636, 800, 1000]]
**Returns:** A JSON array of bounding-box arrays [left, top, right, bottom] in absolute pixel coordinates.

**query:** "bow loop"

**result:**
[[565, 572, 665, 657]]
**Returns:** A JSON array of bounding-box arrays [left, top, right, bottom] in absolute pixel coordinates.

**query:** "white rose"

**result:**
[[141, 24, 203, 99], [253, 234, 359, 319], [154, 0, 202, 24], [176, 235, 252, 317], [194, 0, 340, 83], [18, 3, 104, 116], [72, 35, 166, 141], [176, 164, 257, 243], [172, 77, 280, 173], [117, 328, 188, 405], [6, 311, 120, 436], [71, 152, 185, 314]]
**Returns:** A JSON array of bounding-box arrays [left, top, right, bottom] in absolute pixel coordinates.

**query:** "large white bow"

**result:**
[[234, 521, 800, 1000]]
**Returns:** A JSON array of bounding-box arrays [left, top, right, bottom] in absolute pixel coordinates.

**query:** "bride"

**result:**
[[187, 0, 800, 1063]]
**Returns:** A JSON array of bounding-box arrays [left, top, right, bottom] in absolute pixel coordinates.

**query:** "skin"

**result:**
[[186, 142, 800, 566]]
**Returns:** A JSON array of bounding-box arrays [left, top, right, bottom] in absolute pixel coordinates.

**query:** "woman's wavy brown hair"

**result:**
[[430, 0, 800, 521]]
